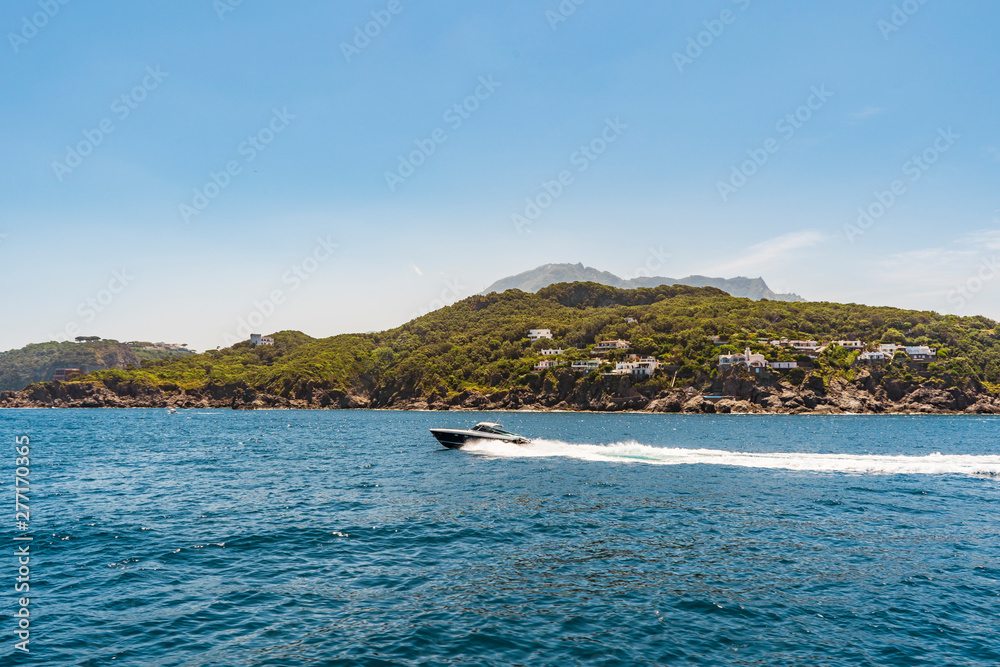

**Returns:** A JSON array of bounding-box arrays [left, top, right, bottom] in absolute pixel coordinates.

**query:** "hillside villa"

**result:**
[[592, 340, 630, 354], [532, 359, 567, 371], [611, 355, 660, 377]]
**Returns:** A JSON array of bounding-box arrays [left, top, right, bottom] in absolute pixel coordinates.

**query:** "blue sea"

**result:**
[[4, 409, 1000, 666]]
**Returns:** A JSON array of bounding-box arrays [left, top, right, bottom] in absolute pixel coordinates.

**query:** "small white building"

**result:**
[[612, 356, 660, 377], [540, 348, 563, 356], [859, 350, 889, 362], [768, 360, 798, 370], [832, 340, 864, 350], [720, 348, 781, 373], [533, 359, 565, 371], [770, 338, 819, 351], [528, 329, 553, 341], [904, 345, 936, 361], [250, 333, 274, 346], [624, 317, 638, 324], [744, 348, 767, 369], [571, 360, 601, 372], [593, 340, 630, 353], [718, 352, 747, 367]]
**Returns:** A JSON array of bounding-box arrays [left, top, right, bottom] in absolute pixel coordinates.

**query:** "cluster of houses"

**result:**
[[528, 329, 661, 378], [858, 343, 937, 362], [715, 336, 937, 372]]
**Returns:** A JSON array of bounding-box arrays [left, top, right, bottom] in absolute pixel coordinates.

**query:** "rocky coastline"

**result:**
[[2, 369, 999, 414]]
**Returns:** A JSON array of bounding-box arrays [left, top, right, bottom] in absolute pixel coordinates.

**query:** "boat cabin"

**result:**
[[471, 422, 513, 435]]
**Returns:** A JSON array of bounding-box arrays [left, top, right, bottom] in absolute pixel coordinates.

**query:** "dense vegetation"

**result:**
[[0, 340, 193, 391], [66, 282, 1000, 400]]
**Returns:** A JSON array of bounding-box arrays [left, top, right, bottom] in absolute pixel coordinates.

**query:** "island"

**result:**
[[2, 282, 999, 414]]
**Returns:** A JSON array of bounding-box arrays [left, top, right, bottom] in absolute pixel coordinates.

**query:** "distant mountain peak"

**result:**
[[481, 263, 803, 302]]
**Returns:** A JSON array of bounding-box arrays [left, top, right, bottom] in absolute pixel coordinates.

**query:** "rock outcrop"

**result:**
[[2, 370, 999, 415]]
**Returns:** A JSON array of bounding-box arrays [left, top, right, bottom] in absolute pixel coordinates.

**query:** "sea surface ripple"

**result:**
[[3, 410, 1000, 666]]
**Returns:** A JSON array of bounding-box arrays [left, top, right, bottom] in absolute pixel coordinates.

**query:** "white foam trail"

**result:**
[[461, 439, 1000, 477]]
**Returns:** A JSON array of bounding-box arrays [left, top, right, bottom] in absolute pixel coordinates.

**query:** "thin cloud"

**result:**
[[410, 263, 424, 276], [849, 106, 886, 120], [704, 231, 828, 277]]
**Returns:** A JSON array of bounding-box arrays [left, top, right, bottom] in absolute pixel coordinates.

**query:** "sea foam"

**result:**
[[462, 439, 1000, 477]]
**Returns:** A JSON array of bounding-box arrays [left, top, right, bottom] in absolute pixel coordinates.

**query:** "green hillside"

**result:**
[[72, 283, 1000, 402], [0, 340, 193, 391]]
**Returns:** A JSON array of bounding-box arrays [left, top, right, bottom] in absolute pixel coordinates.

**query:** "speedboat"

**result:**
[[430, 422, 530, 449]]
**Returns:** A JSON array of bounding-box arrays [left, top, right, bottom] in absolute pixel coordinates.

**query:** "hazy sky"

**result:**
[[3, 1, 999, 352]]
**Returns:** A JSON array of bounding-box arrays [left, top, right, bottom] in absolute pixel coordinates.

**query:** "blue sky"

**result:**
[[2, 0, 999, 352]]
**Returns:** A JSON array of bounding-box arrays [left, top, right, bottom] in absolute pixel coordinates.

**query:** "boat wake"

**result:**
[[461, 439, 1000, 477]]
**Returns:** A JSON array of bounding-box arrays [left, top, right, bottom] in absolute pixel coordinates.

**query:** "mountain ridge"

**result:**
[[482, 263, 804, 301]]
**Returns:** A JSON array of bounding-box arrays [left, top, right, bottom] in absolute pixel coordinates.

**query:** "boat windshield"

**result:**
[[472, 423, 512, 435]]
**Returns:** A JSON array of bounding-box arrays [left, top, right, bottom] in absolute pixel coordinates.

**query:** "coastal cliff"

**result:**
[[3, 367, 998, 414]]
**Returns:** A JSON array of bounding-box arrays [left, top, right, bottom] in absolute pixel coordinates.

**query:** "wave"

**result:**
[[461, 439, 1000, 477]]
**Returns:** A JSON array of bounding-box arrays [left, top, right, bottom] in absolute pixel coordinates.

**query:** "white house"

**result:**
[[859, 350, 889, 362], [718, 352, 747, 367], [593, 340, 630, 353], [788, 340, 820, 351], [612, 356, 660, 377], [720, 348, 792, 373], [744, 348, 767, 369], [528, 329, 553, 341], [250, 333, 274, 346], [540, 348, 563, 356], [624, 317, 638, 324], [904, 345, 936, 361], [533, 359, 565, 371], [832, 340, 864, 350], [571, 360, 601, 372]]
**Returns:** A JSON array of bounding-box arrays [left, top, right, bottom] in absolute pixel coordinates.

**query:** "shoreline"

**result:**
[[4, 371, 999, 416]]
